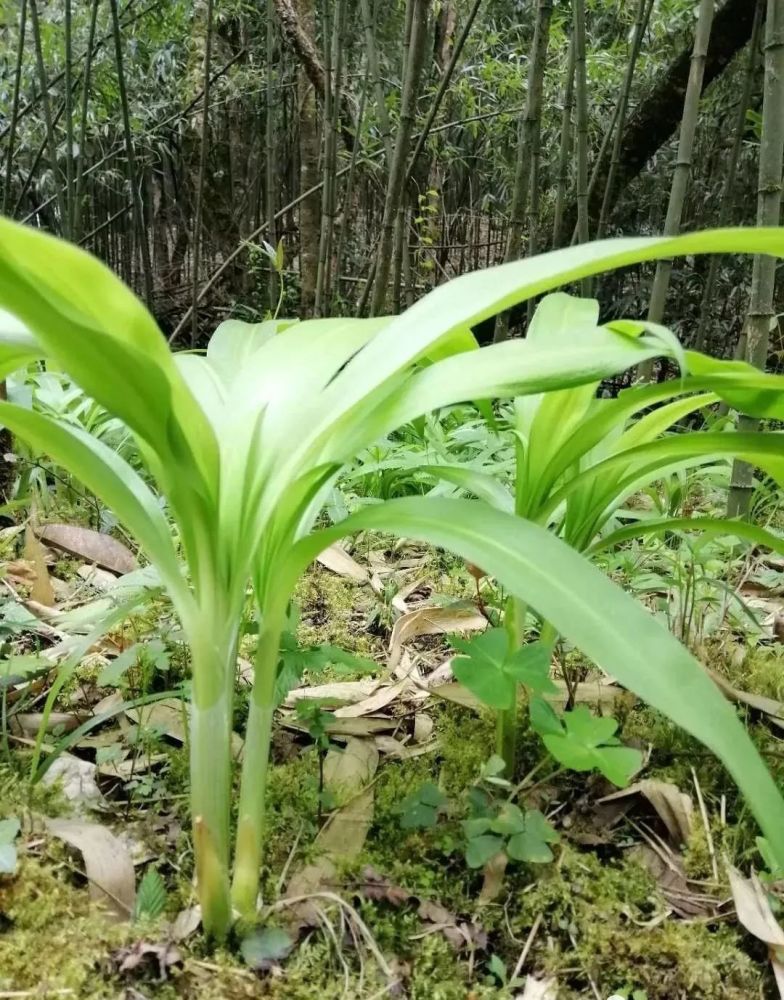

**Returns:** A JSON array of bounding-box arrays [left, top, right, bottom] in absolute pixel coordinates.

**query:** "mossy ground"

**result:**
[[0, 555, 779, 998]]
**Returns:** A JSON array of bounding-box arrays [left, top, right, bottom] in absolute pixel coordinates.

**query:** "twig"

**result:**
[[510, 912, 542, 982], [692, 766, 719, 882]]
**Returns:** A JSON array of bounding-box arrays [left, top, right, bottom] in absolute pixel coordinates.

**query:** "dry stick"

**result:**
[[510, 912, 543, 982], [172, 105, 525, 339], [692, 767, 719, 882], [369, 0, 429, 315], [551, 31, 575, 249], [639, 0, 715, 381], [728, 0, 784, 517], [389, 0, 416, 314], [28, 0, 67, 231], [73, 0, 101, 240], [572, 0, 590, 295], [191, 0, 215, 344], [694, 0, 764, 352], [595, 0, 653, 239], [493, 0, 553, 342], [109, 0, 154, 306], [2, 0, 27, 216]]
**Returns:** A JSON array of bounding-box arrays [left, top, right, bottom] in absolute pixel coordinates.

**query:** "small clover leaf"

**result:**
[[451, 631, 554, 710], [536, 704, 642, 787], [399, 782, 447, 829]]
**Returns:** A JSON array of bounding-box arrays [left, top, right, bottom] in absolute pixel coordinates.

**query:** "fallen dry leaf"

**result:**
[[599, 779, 694, 845], [316, 543, 368, 582], [707, 666, 784, 730], [389, 605, 486, 670], [413, 712, 434, 743], [629, 843, 711, 918], [728, 864, 784, 947], [285, 738, 378, 926], [46, 817, 135, 920], [170, 904, 202, 941], [358, 866, 412, 907], [23, 526, 55, 606], [113, 940, 183, 979], [728, 864, 784, 998], [334, 678, 410, 719], [284, 679, 379, 708], [38, 523, 137, 575], [417, 898, 488, 952]]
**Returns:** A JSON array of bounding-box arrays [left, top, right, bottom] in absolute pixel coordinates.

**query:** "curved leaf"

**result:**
[[284, 497, 784, 868]]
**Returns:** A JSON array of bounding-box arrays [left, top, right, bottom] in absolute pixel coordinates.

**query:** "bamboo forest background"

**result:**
[[0, 0, 772, 358]]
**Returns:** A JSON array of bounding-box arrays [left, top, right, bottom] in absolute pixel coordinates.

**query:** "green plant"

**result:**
[[4, 219, 784, 941]]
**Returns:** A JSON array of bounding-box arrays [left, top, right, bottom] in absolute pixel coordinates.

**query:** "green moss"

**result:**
[[294, 567, 381, 656], [0, 860, 127, 997]]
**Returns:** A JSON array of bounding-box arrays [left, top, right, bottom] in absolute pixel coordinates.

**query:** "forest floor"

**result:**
[[1, 524, 784, 999]]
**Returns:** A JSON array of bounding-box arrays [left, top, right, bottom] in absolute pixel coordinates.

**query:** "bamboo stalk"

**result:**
[[728, 0, 784, 517], [639, 0, 715, 380], [2, 0, 27, 217]]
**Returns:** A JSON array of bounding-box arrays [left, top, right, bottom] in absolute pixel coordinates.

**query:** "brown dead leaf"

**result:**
[[113, 940, 183, 979], [170, 905, 202, 941], [707, 666, 784, 729], [46, 817, 135, 920], [334, 679, 410, 719], [317, 738, 379, 857], [417, 899, 488, 952], [284, 679, 379, 708], [23, 526, 55, 606], [389, 605, 486, 670], [38, 523, 137, 575], [316, 543, 368, 582], [126, 699, 188, 743], [77, 564, 122, 590], [358, 866, 411, 907], [599, 779, 694, 845], [280, 713, 395, 738], [11, 711, 79, 736], [728, 865, 784, 947], [629, 843, 711, 918]]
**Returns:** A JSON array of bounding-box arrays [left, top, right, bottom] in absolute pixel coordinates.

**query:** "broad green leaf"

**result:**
[[491, 803, 526, 836], [290, 497, 784, 868], [539, 706, 641, 787], [465, 833, 505, 868], [451, 628, 514, 709], [507, 809, 559, 863], [504, 643, 558, 693], [589, 517, 784, 557]]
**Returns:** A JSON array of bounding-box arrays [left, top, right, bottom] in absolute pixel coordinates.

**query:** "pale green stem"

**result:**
[[498, 595, 527, 776], [189, 626, 236, 939], [231, 607, 285, 916]]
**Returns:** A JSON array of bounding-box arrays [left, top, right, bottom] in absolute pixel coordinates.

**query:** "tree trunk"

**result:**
[[695, 0, 764, 352], [109, 0, 154, 307], [29, 0, 67, 232], [728, 0, 784, 518], [370, 0, 429, 315], [563, 0, 759, 235], [2, 0, 27, 216], [191, 0, 214, 344], [638, 0, 715, 379], [551, 32, 575, 249], [493, 0, 553, 341], [296, 0, 320, 316], [595, 0, 653, 239], [573, 0, 590, 297], [73, 0, 100, 240]]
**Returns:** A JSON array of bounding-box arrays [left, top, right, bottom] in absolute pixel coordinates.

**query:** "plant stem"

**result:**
[[189, 630, 235, 939], [497, 595, 526, 776], [231, 609, 285, 916]]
